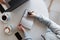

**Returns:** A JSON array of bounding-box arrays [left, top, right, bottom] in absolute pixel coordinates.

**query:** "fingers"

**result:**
[[17, 26, 21, 30], [0, 0, 6, 4], [18, 24, 21, 26], [17, 23, 26, 32], [27, 11, 36, 17], [17, 24, 22, 29], [28, 11, 34, 15]]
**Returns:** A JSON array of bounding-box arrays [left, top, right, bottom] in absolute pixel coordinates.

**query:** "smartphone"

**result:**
[[15, 32, 22, 40]]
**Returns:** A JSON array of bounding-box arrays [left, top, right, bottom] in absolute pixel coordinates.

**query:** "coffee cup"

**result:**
[[4, 27, 10, 34], [2, 15, 7, 21], [4, 24, 16, 35], [0, 12, 11, 23], [4, 25, 12, 35]]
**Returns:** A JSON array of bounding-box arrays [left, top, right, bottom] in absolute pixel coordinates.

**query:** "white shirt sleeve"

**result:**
[[35, 15, 60, 39], [24, 31, 32, 40]]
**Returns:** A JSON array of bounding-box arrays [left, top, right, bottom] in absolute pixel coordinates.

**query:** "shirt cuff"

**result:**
[[24, 31, 32, 39]]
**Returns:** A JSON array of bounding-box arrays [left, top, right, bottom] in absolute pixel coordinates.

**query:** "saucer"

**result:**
[[0, 12, 11, 23]]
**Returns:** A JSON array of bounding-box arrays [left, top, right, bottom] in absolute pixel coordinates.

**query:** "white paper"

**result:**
[[21, 10, 34, 30]]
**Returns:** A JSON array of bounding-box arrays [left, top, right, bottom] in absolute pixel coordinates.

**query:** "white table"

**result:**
[[0, 0, 49, 40]]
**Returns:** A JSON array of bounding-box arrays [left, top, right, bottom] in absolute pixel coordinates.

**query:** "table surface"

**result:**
[[0, 0, 49, 40]]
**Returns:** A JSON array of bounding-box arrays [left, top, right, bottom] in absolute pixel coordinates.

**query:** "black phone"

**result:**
[[15, 32, 22, 40]]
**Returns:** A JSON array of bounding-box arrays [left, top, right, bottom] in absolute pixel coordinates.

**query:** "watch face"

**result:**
[[6, 0, 28, 12]]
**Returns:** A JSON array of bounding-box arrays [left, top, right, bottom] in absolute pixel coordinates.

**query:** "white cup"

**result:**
[[4, 24, 16, 35], [0, 12, 11, 23]]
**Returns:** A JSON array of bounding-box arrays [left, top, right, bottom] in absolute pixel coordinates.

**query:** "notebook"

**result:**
[[21, 9, 34, 30]]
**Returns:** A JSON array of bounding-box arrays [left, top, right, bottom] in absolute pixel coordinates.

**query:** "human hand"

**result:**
[[17, 24, 26, 33], [27, 11, 36, 18], [0, 0, 6, 4]]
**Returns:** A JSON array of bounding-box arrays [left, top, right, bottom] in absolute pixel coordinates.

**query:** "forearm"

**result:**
[[35, 15, 60, 38], [35, 15, 51, 26]]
